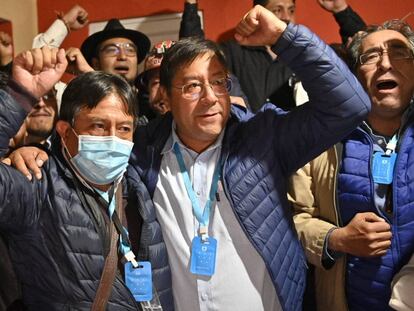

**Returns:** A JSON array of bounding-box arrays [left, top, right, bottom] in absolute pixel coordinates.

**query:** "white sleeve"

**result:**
[[32, 19, 68, 48], [389, 254, 414, 311]]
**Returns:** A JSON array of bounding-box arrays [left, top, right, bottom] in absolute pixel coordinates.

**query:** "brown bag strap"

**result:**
[[92, 184, 123, 311]]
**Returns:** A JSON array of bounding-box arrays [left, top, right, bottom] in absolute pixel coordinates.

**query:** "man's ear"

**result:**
[[91, 57, 100, 70], [159, 86, 171, 110], [55, 120, 71, 141]]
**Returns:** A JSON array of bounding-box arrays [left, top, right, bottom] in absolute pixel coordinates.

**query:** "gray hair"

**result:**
[[348, 19, 414, 71]]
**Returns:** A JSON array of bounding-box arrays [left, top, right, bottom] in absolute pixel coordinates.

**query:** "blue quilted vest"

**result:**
[[338, 127, 414, 310]]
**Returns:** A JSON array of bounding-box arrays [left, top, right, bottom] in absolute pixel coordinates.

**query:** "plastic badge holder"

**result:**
[[190, 236, 217, 276], [125, 261, 152, 302]]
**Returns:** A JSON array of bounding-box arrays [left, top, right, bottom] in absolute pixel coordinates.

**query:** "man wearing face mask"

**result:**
[[0, 46, 157, 310]]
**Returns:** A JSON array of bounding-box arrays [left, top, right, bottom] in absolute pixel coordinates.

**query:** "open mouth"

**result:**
[[376, 80, 398, 90], [114, 66, 129, 73]]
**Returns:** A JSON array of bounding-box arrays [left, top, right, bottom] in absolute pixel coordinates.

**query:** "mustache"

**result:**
[[28, 108, 53, 117]]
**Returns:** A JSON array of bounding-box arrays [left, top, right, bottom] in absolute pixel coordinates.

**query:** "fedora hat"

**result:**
[[81, 18, 150, 64]]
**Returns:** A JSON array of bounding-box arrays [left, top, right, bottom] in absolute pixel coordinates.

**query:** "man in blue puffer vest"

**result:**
[[127, 4, 370, 311], [289, 19, 414, 311]]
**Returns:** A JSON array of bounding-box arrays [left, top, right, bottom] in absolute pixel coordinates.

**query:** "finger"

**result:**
[[368, 221, 391, 233], [1, 158, 11, 166], [35, 150, 49, 167], [20, 50, 34, 72], [363, 212, 385, 223], [26, 155, 43, 180], [368, 240, 392, 256], [50, 47, 59, 67], [41, 46, 53, 70], [12, 153, 32, 181], [31, 48, 44, 74], [373, 230, 392, 241], [56, 48, 68, 74], [236, 13, 259, 37]]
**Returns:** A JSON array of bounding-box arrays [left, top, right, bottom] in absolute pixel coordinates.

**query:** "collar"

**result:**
[[161, 120, 225, 157]]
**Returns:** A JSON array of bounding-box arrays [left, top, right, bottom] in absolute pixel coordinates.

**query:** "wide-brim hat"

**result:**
[[81, 18, 150, 65]]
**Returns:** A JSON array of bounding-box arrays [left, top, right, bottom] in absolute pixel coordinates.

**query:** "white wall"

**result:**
[[0, 0, 38, 54]]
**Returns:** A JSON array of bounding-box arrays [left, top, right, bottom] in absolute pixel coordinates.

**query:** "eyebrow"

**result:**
[[182, 71, 227, 82]]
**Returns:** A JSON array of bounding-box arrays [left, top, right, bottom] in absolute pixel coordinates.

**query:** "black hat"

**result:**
[[81, 18, 150, 64]]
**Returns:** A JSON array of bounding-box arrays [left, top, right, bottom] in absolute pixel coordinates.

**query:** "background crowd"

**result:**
[[0, 0, 413, 310]]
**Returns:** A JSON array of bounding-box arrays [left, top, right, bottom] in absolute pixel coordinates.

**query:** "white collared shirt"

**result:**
[[153, 124, 281, 311]]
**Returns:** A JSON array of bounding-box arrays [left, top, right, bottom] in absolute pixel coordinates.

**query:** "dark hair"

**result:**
[[253, 0, 295, 6], [59, 71, 138, 126], [348, 19, 414, 71], [159, 37, 228, 93]]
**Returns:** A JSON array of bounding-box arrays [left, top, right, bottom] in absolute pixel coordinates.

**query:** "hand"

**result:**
[[234, 5, 287, 47], [0, 31, 13, 66], [12, 46, 67, 98], [62, 5, 89, 31], [317, 0, 348, 14], [66, 47, 94, 75], [230, 96, 247, 108], [329, 212, 392, 257], [2, 146, 48, 180]]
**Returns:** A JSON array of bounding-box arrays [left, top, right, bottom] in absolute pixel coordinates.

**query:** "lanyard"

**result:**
[[173, 143, 222, 239], [98, 187, 137, 267], [385, 134, 398, 156]]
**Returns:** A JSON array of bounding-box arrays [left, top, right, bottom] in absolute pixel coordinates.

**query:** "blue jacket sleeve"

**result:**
[[0, 79, 41, 232], [0, 79, 38, 156], [267, 23, 370, 175]]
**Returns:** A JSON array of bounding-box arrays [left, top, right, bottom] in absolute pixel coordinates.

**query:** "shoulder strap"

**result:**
[[91, 183, 123, 311]]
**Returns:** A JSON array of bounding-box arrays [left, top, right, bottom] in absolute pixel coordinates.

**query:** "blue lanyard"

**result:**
[[100, 188, 132, 256], [173, 143, 222, 237]]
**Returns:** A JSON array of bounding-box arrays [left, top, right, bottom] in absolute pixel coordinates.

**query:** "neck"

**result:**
[[366, 115, 402, 136], [179, 137, 214, 154]]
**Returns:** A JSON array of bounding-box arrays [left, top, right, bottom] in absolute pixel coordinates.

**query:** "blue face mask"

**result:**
[[69, 134, 134, 185]]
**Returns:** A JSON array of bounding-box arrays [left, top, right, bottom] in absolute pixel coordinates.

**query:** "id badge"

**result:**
[[190, 236, 217, 276], [125, 261, 152, 302], [372, 152, 397, 185]]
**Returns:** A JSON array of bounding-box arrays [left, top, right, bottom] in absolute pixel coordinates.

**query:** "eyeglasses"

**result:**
[[99, 42, 137, 57], [359, 46, 414, 65], [173, 77, 232, 100]]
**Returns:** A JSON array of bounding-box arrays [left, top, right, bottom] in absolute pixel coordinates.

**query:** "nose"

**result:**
[[117, 48, 127, 60], [36, 98, 46, 108], [108, 127, 117, 137], [379, 51, 392, 71], [200, 84, 219, 104]]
